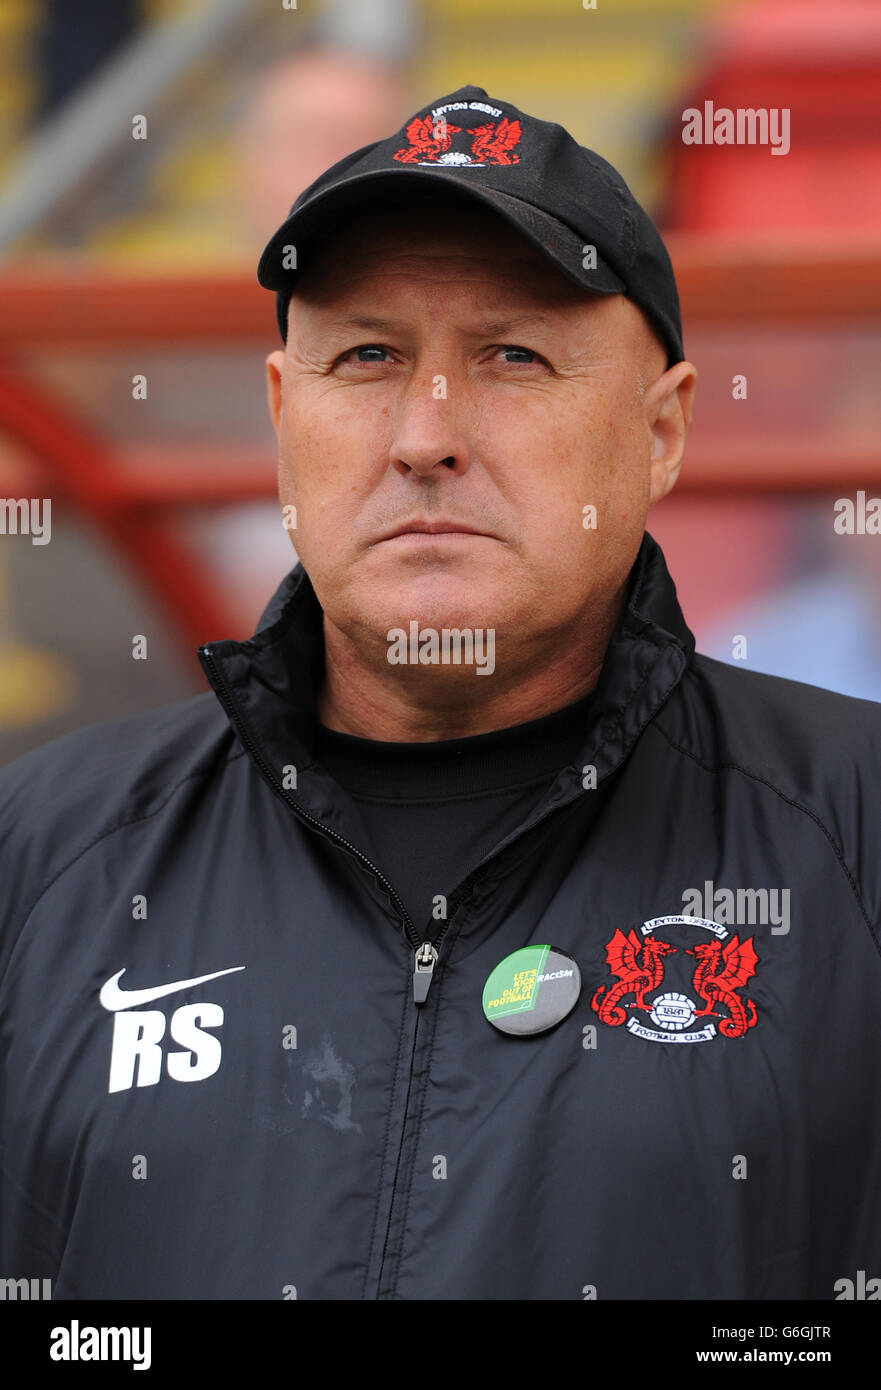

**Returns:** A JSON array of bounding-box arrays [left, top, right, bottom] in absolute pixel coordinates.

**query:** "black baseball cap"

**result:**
[[257, 83, 684, 369]]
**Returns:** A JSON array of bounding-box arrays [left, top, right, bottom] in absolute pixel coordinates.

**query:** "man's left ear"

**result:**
[[647, 361, 698, 504], [265, 349, 286, 437]]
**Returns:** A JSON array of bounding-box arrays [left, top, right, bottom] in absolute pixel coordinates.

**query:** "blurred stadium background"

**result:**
[[0, 0, 879, 764]]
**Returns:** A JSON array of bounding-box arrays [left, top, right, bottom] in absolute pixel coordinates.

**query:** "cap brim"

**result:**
[[257, 168, 627, 315]]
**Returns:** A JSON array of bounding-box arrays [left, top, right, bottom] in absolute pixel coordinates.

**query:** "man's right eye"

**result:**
[[340, 344, 391, 364]]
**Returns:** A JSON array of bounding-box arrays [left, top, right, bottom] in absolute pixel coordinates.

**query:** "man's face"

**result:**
[[266, 193, 693, 676]]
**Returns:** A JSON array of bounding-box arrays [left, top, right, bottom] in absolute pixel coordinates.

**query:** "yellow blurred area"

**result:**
[[0, 641, 77, 725]]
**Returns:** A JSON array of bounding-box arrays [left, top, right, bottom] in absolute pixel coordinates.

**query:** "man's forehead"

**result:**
[[291, 270, 604, 341]]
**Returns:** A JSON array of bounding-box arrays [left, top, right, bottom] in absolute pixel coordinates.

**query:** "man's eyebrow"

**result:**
[[468, 313, 557, 336], [325, 315, 402, 333], [322, 312, 557, 336]]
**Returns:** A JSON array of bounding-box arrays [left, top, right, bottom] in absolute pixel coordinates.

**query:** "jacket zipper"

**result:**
[[199, 645, 476, 1003]]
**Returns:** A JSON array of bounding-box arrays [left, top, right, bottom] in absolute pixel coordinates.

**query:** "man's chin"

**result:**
[[365, 578, 503, 636]]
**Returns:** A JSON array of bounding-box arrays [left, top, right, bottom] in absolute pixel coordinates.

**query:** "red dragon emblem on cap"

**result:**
[[392, 115, 462, 163], [466, 119, 521, 165], [393, 115, 521, 166]]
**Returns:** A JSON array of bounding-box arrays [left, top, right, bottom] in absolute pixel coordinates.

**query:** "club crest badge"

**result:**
[[393, 101, 522, 168], [591, 915, 759, 1045]]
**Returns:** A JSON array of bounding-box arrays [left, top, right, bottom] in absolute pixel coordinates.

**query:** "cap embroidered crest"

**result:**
[[393, 106, 522, 167]]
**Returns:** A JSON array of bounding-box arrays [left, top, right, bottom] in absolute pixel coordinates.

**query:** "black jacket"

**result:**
[[1, 532, 880, 1300]]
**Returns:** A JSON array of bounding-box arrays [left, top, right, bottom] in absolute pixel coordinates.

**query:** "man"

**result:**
[[1, 85, 880, 1301]]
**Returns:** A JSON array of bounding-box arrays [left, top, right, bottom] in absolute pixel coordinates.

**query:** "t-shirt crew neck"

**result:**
[[312, 688, 595, 932]]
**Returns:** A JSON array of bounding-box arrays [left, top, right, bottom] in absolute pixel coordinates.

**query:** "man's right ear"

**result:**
[[265, 350, 285, 436]]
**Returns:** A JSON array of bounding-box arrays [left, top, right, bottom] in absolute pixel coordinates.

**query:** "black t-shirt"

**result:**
[[312, 689, 595, 936]]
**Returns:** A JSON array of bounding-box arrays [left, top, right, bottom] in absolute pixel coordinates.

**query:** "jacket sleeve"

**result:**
[[0, 738, 70, 989], [0, 735, 79, 1275]]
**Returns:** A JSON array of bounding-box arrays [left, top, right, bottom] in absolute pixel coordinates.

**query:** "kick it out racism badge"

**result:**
[[482, 945, 582, 1036]]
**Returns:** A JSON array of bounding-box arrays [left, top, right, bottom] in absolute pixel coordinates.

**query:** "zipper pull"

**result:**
[[413, 942, 438, 1005]]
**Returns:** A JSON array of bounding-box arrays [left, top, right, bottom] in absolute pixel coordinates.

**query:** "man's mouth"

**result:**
[[375, 519, 495, 544]]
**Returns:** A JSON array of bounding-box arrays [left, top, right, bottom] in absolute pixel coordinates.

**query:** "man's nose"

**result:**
[[388, 370, 472, 478]]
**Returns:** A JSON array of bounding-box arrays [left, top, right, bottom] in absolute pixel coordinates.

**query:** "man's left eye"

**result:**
[[347, 344, 390, 363], [499, 345, 540, 364]]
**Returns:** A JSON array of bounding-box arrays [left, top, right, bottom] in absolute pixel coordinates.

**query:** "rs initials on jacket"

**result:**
[[98, 966, 245, 1093]]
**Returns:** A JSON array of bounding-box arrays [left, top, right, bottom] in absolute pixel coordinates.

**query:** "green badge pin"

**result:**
[[482, 944, 582, 1036]]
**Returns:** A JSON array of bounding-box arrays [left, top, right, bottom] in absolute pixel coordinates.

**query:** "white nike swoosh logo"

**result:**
[[99, 966, 246, 1012]]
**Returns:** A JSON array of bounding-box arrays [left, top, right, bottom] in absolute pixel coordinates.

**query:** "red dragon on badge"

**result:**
[[686, 936, 759, 1038], [591, 929, 677, 1027]]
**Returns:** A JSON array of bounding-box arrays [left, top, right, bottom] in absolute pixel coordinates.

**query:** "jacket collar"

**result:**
[[200, 530, 695, 822]]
